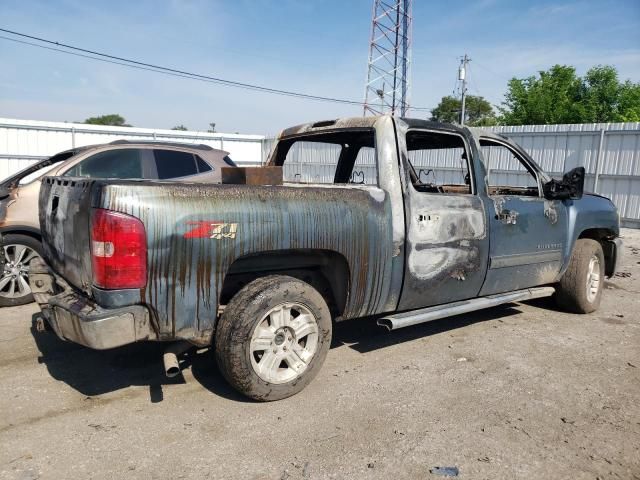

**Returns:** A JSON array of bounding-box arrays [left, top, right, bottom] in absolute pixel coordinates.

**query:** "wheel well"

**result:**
[[220, 250, 350, 318], [578, 228, 617, 277], [1, 229, 42, 242]]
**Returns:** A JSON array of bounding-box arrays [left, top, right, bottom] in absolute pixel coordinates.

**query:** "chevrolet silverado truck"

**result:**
[[30, 116, 622, 401]]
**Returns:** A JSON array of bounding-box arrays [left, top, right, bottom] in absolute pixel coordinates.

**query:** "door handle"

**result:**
[[496, 209, 518, 225], [417, 214, 440, 223]]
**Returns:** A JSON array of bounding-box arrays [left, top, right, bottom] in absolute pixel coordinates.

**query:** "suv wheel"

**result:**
[[0, 234, 44, 307], [215, 275, 332, 401]]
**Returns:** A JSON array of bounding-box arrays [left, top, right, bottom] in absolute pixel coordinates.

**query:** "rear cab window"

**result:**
[[273, 129, 378, 186]]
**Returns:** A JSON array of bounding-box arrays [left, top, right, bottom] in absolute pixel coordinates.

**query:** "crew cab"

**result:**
[[30, 116, 622, 401]]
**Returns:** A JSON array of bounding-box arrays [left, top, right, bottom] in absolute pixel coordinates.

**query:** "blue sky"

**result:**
[[1, 0, 639, 134]]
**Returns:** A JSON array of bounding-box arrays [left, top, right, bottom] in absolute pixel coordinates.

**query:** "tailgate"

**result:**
[[39, 177, 95, 294]]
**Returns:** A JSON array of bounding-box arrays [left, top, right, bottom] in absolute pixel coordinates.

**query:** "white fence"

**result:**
[[0, 118, 265, 179]]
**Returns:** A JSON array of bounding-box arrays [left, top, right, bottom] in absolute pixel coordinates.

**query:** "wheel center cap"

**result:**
[[274, 332, 286, 345]]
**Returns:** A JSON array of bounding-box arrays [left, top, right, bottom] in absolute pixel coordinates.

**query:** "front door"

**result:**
[[397, 128, 489, 311], [479, 138, 568, 295]]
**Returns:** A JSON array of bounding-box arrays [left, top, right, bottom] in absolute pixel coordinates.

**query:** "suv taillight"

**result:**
[[91, 208, 147, 289]]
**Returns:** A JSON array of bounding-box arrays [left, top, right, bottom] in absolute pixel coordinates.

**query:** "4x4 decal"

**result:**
[[184, 221, 238, 239]]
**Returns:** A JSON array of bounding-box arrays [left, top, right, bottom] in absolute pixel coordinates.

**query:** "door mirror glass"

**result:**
[[543, 167, 585, 201]]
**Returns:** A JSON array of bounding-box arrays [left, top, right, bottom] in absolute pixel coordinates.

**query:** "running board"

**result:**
[[378, 287, 555, 331]]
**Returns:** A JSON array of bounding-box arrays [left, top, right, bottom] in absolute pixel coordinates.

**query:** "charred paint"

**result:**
[[97, 182, 395, 343]]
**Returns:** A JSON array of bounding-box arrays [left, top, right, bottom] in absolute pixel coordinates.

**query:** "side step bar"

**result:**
[[378, 287, 555, 331]]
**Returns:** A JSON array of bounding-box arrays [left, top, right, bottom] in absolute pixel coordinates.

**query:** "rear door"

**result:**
[[397, 127, 489, 311], [478, 138, 569, 295]]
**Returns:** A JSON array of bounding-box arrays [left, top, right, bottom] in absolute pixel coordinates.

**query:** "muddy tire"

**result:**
[[555, 239, 605, 313], [0, 234, 44, 308], [214, 275, 332, 401]]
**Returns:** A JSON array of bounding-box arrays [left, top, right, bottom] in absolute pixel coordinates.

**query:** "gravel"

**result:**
[[1, 229, 639, 480]]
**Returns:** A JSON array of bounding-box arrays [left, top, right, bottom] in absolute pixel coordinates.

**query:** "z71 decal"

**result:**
[[184, 221, 238, 239]]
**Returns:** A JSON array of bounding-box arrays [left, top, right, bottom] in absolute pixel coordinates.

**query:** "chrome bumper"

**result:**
[[29, 258, 156, 350]]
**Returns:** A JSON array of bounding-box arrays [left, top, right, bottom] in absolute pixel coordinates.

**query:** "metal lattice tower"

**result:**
[[363, 0, 412, 117]]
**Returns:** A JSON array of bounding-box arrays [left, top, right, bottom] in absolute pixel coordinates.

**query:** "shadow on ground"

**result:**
[[32, 302, 532, 402]]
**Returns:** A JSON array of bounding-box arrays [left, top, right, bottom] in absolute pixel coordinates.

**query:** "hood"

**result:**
[[584, 191, 614, 202]]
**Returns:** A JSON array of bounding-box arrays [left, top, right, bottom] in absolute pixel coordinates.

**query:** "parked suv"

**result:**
[[0, 140, 236, 307]]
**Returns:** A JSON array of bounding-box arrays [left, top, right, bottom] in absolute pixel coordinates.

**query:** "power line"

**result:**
[[0, 27, 434, 112]]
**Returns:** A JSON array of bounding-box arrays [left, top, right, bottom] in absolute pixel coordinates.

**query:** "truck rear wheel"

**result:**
[[214, 275, 332, 401], [555, 239, 605, 313]]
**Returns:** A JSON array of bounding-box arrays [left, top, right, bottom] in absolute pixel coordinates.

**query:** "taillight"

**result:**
[[91, 208, 147, 289]]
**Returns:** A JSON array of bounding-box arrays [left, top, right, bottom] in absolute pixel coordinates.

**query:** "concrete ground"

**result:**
[[1, 230, 639, 480]]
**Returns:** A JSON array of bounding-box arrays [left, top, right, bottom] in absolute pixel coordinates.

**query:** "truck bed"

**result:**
[[39, 177, 396, 344]]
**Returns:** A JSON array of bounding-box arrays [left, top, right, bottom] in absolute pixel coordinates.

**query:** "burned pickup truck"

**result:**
[[31, 116, 622, 401]]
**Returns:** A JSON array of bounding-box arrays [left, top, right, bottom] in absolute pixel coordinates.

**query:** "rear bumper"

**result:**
[[30, 258, 156, 350]]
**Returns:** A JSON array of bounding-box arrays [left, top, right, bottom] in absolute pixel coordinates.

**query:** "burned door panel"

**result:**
[[394, 123, 490, 311], [399, 193, 488, 310]]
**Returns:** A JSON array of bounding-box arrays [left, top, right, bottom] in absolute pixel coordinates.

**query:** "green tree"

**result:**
[[499, 64, 640, 125], [581, 66, 621, 122], [84, 114, 131, 127], [430, 95, 497, 126], [171, 125, 188, 131], [499, 65, 583, 125], [616, 80, 640, 122]]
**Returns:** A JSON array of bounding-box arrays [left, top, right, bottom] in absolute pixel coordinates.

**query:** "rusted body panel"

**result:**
[[40, 180, 395, 344]]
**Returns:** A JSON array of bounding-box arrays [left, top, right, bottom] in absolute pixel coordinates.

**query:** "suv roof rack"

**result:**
[[108, 139, 213, 151]]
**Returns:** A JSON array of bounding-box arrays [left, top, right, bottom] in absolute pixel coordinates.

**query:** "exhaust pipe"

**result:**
[[163, 342, 191, 378]]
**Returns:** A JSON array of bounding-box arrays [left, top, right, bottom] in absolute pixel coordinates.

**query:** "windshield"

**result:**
[[1, 151, 76, 187]]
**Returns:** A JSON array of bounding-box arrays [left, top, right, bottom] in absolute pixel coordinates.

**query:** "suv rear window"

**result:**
[[154, 150, 198, 179]]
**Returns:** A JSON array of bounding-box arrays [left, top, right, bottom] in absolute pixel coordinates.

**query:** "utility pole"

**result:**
[[459, 54, 470, 125], [363, 0, 412, 116]]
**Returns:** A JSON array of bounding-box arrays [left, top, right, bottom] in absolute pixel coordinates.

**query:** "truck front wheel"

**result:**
[[214, 275, 332, 401], [555, 239, 605, 313]]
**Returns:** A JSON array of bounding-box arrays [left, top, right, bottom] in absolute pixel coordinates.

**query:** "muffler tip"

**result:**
[[377, 318, 393, 331], [162, 341, 192, 378], [163, 352, 181, 378]]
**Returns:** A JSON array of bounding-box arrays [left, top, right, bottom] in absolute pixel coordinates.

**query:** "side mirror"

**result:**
[[543, 167, 585, 201]]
